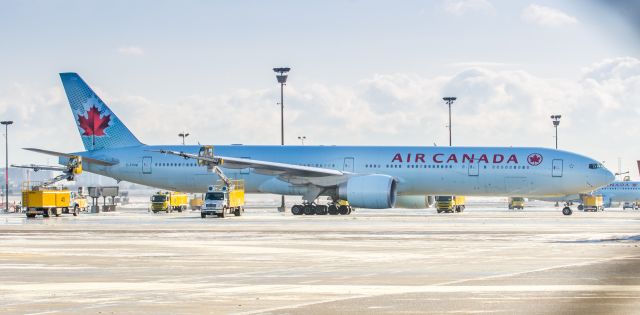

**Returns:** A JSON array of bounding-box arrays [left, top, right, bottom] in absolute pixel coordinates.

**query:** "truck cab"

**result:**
[[508, 197, 525, 210], [436, 195, 466, 213]]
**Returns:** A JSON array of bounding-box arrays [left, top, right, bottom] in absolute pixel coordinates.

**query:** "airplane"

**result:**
[[537, 179, 640, 210], [17, 73, 615, 216]]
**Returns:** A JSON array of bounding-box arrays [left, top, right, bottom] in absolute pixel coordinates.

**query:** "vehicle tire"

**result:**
[[26, 213, 36, 218], [562, 207, 572, 216], [291, 205, 303, 215], [328, 205, 339, 215], [220, 208, 226, 218], [303, 204, 315, 215], [73, 206, 79, 216], [508, 206, 513, 210], [234, 208, 241, 216], [201, 213, 206, 218], [577, 204, 584, 211], [338, 205, 349, 215]]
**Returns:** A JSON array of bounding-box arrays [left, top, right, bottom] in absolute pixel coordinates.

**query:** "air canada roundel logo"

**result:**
[[527, 153, 543, 166]]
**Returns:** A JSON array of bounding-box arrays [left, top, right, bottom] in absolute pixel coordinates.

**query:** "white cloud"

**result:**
[[444, 0, 494, 15], [116, 46, 144, 56], [3, 57, 640, 177], [522, 4, 578, 27]]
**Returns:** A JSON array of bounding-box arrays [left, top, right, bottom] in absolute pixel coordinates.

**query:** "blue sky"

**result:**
[[1, 0, 639, 175]]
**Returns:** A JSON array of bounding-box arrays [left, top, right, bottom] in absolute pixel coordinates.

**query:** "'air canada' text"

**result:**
[[391, 153, 520, 164]]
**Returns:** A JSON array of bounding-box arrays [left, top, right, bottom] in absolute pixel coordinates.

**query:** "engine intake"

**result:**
[[338, 175, 397, 209]]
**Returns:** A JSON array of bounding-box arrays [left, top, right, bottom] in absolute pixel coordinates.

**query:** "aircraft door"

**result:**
[[552, 159, 563, 177], [468, 161, 479, 176], [343, 157, 355, 172], [142, 156, 152, 174]]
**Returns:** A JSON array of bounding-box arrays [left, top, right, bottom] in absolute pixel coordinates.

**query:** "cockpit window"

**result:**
[[588, 163, 604, 169]]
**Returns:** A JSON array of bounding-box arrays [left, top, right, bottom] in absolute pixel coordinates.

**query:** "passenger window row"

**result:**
[[154, 162, 198, 167]]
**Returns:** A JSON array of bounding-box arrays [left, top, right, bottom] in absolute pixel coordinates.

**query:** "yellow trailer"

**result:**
[[22, 183, 77, 218], [436, 195, 466, 213], [582, 195, 604, 212], [151, 191, 189, 213]]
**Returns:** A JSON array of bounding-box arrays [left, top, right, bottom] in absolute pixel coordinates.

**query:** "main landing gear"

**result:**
[[291, 202, 353, 216], [562, 202, 573, 216]]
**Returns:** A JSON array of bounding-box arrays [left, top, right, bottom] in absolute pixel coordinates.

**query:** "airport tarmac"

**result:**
[[1, 201, 639, 314]]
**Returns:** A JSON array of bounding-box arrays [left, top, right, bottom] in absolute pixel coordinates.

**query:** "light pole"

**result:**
[[550, 115, 561, 149], [1, 121, 13, 213], [443, 97, 456, 146], [178, 132, 190, 145], [273, 67, 290, 212], [297, 136, 306, 145]]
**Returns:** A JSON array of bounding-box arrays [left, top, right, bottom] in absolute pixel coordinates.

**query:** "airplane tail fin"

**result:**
[[59, 73, 142, 151]]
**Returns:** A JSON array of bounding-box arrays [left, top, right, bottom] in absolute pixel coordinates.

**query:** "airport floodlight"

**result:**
[[442, 97, 456, 146], [550, 115, 561, 149], [1, 120, 13, 213], [273, 67, 291, 213], [178, 132, 190, 145], [298, 136, 306, 145]]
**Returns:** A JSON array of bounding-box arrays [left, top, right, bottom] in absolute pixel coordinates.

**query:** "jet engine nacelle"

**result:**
[[338, 174, 397, 209], [395, 195, 436, 209]]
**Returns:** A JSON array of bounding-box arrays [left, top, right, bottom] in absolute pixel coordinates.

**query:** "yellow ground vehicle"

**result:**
[[581, 195, 604, 212], [508, 197, 525, 210], [201, 180, 245, 218], [151, 192, 189, 213], [22, 183, 79, 218], [436, 195, 466, 213], [190, 195, 204, 210], [71, 191, 88, 213]]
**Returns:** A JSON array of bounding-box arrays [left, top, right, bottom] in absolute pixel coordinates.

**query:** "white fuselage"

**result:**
[[65, 145, 614, 199]]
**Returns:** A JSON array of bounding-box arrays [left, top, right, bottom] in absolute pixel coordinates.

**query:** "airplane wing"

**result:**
[[11, 164, 69, 172], [24, 148, 118, 166], [151, 149, 346, 178]]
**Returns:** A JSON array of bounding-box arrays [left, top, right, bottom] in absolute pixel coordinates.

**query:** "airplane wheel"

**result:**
[[291, 205, 303, 215], [562, 207, 573, 216], [315, 205, 328, 215], [338, 205, 349, 215], [303, 204, 315, 215], [328, 205, 339, 215], [577, 205, 584, 211]]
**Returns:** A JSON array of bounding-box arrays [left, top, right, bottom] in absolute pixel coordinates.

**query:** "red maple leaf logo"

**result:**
[[527, 153, 543, 166], [78, 105, 111, 136]]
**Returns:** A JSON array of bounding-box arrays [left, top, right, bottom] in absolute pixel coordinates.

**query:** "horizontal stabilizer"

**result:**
[[24, 148, 118, 166]]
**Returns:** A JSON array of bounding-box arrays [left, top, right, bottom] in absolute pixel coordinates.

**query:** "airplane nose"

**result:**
[[601, 168, 615, 186]]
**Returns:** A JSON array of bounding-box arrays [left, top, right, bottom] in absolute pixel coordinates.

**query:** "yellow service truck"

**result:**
[[150, 191, 189, 213], [508, 197, 525, 210], [581, 195, 604, 212], [189, 194, 204, 210], [201, 181, 245, 218], [22, 185, 81, 218], [436, 195, 466, 213]]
